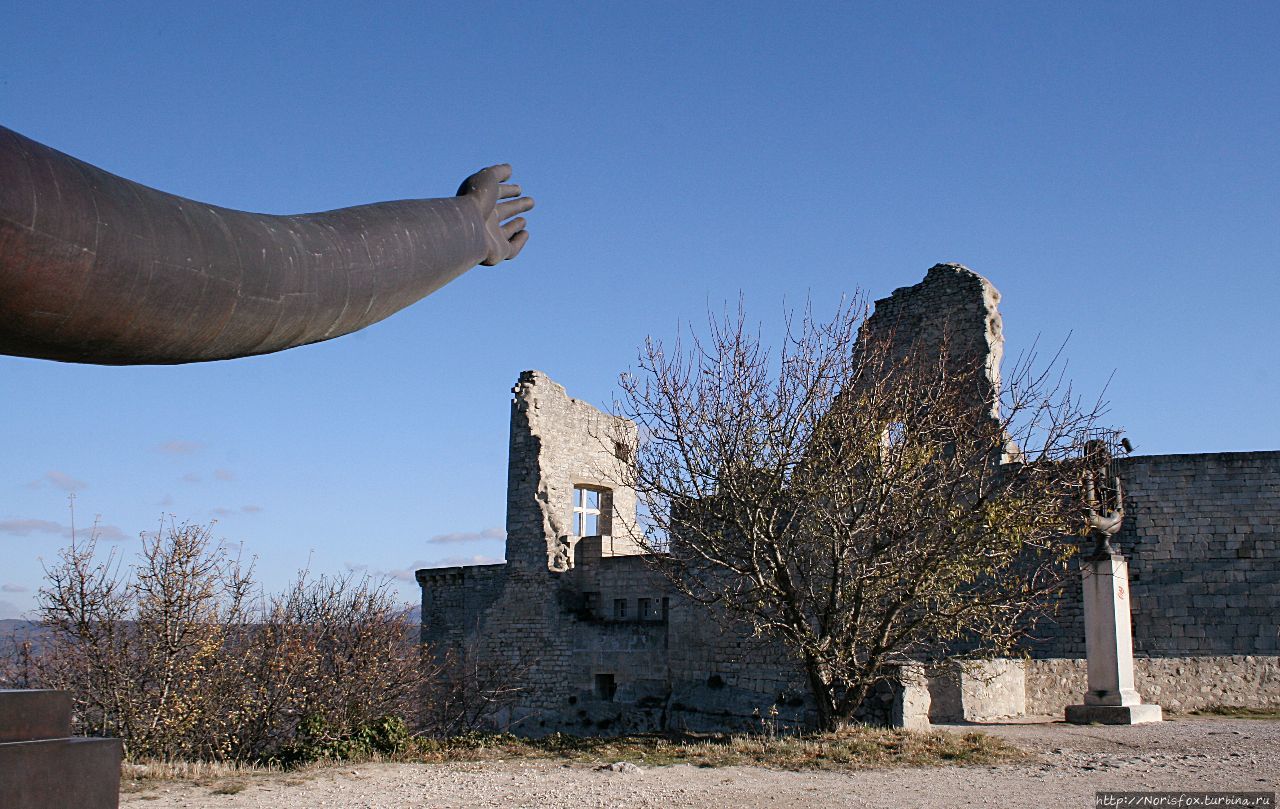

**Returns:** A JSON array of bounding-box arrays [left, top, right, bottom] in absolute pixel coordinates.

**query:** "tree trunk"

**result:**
[[802, 653, 840, 732]]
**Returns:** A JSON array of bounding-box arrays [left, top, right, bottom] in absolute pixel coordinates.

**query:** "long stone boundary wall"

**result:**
[[1027, 451, 1280, 659], [1025, 656, 1280, 715]]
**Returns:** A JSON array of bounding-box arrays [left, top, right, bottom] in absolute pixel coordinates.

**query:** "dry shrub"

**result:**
[[10, 519, 423, 764], [419, 638, 537, 737]]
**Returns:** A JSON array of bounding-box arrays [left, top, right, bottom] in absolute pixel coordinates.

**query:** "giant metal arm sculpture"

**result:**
[[0, 125, 533, 364]]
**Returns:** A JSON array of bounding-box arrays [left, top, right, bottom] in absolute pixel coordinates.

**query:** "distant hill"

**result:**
[[0, 609, 423, 674], [0, 619, 51, 662]]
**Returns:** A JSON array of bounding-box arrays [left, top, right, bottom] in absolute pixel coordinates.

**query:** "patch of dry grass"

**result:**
[[415, 727, 1027, 770], [118, 726, 1025, 797], [1187, 705, 1280, 720], [119, 757, 321, 796]]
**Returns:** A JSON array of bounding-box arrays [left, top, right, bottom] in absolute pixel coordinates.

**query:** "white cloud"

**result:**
[[0, 599, 26, 619], [84, 523, 129, 542], [25, 471, 88, 492], [0, 518, 64, 536], [2, 583, 29, 593], [0, 517, 128, 543], [212, 505, 263, 517], [426, 527, 506, 545]]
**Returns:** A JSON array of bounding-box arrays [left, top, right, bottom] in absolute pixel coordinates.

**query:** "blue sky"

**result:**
[[2, 2, 1277, 618]]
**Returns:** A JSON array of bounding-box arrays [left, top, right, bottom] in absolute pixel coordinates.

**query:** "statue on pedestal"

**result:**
[[1065, 438, 1162, 725]]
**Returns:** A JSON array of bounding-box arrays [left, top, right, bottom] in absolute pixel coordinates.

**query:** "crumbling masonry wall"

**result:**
[[506, 370, 641, 571], [857, 263, 1004, 418], [421, 372, 651, 729], [420, 370, 924, 733], [856, 266, 1280, 681], [420, 265, 1280, 732]]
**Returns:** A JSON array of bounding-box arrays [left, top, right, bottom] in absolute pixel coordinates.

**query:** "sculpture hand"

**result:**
[[457, 164, 534, 266], [1083, 470, 1124, 536], [1086, 507, 1124, 536]]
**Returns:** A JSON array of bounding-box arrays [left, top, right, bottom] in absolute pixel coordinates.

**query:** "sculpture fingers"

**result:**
[[498, 183, 523, 199], [501, 217, 527, 239], [496, 197, 535, 220], [506, 229, 530, 260], [487, 163, 513, 183], [456, 164, 513, 198]]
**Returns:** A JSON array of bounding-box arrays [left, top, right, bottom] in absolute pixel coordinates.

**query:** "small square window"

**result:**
[[613, 598, 627, 619]]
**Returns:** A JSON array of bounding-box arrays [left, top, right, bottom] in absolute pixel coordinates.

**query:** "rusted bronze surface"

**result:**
[[0, 125, 532, 364]]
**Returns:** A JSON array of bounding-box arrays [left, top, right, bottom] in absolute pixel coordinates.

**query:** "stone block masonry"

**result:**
[[417, 265, 1280, 733], [857, 263, 1004, 421], [1026, 656, 1280, 715], [1027, 451, 1280, 659], [505, 370, 641, 572], [419, 368, 930, 733]]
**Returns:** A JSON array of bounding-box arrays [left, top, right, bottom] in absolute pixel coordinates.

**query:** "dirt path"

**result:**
[[121, 716, 1277, 809]]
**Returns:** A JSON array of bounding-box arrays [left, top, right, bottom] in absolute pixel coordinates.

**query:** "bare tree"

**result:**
[[616, 299, 1107, 731], [32, 519, 252, 757]]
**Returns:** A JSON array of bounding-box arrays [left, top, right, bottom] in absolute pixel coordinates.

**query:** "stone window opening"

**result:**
[[571, 484, 612, 536], [613, 598, 627, 619], [638, 597, 653, 620], [595, 673, 617, 701]]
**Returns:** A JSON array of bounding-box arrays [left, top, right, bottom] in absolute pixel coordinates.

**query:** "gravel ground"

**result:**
[[121, 716, 1278, 809]]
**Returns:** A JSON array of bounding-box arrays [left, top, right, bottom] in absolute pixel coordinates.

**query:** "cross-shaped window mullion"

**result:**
[[572, 486, 603, 536]]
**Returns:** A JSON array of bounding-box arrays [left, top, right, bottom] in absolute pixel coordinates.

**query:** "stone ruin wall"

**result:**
[[1022, 449, 1280, 714], [1025, 656, 1280, 715], [419, 369, 923, 733], [859, 265, 1280, 710], [856, 263, 1004, 418], [1026, 450, 1280, 659], [419, 265, 1280, 732], [418, 563, 506, 649], [421, 370, 647, 725], [505, 370, 641, 572]]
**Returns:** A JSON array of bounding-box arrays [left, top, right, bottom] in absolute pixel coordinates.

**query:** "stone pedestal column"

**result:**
[[1065, 554, 1162, 724]]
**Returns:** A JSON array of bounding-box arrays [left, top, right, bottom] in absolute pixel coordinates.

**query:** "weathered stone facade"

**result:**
[[418, 265, 1280, 731], [857, 262, 1004, 419], [420, 370, 928, 734]]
